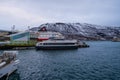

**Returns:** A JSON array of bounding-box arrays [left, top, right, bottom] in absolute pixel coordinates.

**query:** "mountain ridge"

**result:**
[[30, 23, 120, 40]]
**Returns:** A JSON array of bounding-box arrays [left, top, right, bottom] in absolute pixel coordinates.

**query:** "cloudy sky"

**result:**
[[0, 0, 120, 30]]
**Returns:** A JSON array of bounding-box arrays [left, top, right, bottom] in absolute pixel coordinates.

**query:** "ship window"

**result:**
[[39, 43, 42, 45], [43, 43, 75, 45]]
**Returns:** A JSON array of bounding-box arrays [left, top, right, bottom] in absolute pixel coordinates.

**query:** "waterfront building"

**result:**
[[0, 30, 16, 41], [9, 31, 30, 43], [29, 31, 39, 40]]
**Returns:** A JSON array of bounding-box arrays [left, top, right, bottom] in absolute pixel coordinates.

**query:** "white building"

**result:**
[[9, 31, 30, 43]]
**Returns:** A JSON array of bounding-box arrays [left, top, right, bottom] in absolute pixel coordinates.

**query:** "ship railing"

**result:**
[[0, 51, 18, 68]]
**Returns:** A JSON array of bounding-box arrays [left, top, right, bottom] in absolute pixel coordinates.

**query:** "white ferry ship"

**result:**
[[36, 39, 79, 50], [0, 51, 19, 79], [37, 31, 64, 41], [37, 27, 64, 41]]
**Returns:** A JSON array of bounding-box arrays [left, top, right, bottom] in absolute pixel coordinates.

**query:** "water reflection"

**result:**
[[8, 72, 20, 80]]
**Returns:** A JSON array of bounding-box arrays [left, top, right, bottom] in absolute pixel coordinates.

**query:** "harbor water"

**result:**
[[0, 41, 120, 80]]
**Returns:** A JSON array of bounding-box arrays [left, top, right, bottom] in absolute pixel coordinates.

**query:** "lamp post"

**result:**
[[11, 25, 15, 34]]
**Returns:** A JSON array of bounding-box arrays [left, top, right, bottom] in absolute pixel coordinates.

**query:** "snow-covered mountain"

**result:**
[[30, 23, 120, 40]]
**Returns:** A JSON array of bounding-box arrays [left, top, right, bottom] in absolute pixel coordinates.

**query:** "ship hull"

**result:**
[[0, 60, 19, 79], [36, 45, 78, 50]]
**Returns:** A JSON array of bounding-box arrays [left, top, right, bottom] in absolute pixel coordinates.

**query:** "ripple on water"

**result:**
[[7, 41, 120, 80]]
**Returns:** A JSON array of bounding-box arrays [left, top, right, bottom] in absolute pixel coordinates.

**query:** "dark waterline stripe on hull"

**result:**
[[36, 46, 78, 50]]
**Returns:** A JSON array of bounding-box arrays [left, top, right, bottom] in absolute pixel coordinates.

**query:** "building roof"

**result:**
[[9, 31, 29, 37], [0, 30, 12, 33]]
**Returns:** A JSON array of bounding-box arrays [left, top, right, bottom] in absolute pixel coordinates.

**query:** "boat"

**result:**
[[36, 39, 79, 50], [0, 51, 20, 79]]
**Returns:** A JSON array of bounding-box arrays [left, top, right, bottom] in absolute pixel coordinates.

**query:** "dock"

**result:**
[[78, 42, 89, 48], [0, 51, 19, 79]]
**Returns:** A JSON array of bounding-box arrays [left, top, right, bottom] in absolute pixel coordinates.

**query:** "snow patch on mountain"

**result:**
[[30, 23, 120, 40]]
